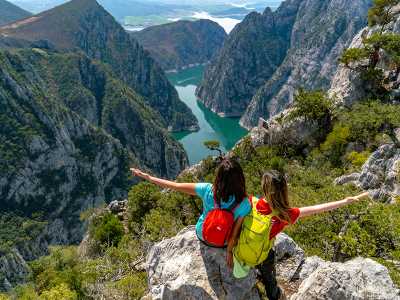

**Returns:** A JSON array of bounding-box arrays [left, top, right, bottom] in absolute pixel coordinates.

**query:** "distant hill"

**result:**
[[0, 0, 198, 131], [0, 0, 31, 26], [131, 19, 227, 71]]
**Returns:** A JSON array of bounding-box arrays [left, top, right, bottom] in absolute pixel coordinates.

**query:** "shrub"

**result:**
[[90, 212, 124, 248], [346, 151, 371, 168], [39, 283, 77, 300], [128, 182, 160, 224], [288, 89, 333, 123]]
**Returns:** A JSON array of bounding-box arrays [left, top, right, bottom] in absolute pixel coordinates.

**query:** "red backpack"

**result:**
[[202, 195, 241, 247]]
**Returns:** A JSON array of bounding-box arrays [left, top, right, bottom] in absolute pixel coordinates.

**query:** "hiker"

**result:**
[[227, 170, 369, 300], [130, 157, 251, 248]]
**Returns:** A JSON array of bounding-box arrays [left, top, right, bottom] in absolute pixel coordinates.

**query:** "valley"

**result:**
[[168, 66, 248, 165]]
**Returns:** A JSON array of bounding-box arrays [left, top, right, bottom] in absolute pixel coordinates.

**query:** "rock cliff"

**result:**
[[196, 0, 370, 126], [145, 226, 400, 299], [0, 0, 198, 131], [335, 144, 400, 203], [0, 0, 31, 26], [240, 0, 371, 128], [131, 20, 227, 72], [0, 47, 188, 290], [196, 0, 302, 117], [328, 5, 400, 106]]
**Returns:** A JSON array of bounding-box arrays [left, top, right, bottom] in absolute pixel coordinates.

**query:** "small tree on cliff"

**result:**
[[339, 0, 400, 99], [204, 140, 224, 158]]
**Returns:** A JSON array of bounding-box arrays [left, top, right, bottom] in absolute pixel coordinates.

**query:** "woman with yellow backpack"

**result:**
[[226, 170, 369, 300]]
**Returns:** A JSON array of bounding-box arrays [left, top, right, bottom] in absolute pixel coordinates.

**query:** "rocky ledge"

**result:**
[[335, 144, 400, 203], [144, 226, 399, 300]]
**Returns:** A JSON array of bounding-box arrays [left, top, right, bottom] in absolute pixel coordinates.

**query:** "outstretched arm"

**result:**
[[299, 192, 369, 218], [226, 217, 245, 269], [130, 168, 197, 196]]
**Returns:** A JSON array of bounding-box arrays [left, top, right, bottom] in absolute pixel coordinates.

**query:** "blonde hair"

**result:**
[[261, 170, 291, 222]]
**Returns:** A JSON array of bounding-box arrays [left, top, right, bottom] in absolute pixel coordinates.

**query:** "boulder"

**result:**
[[145, 226, 260, 300], [335, 144, 400, 202], [291, 257, 400, 300]]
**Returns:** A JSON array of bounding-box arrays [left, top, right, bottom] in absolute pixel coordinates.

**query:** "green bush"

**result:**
[[90, 212, 124, 248], [288, 89, 333, 123], [346, 151, 371, 168]]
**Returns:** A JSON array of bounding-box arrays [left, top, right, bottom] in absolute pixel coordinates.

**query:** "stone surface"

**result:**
[[291, 258, 400, 300], [132, 20, 226, 72], [145, 226, 399, 300], [247, 109, 328, 153], [145, 226, 260, 300], [335, 144, 400, 202]]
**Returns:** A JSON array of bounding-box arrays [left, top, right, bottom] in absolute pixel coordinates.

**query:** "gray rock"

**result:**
[[108, 200, 128, 215], [329, 5, 400, 106], [246, 109, 328, 153], [291, 257, 400, 300], [336, 144, 400, 202], [240, 0, 371, 129], [146, 226, 260, 300], [275, 233, 305, 282], [196, 0, 302, 117]]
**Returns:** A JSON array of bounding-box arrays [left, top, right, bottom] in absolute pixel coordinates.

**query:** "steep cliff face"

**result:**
[[0, 47, 189, 289], [196, 0, 302, 117], [328, 5, 400, 106], [240, 0, 371, 129], [0, 0, 198, 131], [0, 0, 31, 26], [131, 20, 227, 72]]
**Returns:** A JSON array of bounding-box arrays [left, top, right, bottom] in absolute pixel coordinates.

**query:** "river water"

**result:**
[[168, 66, 248, 165]]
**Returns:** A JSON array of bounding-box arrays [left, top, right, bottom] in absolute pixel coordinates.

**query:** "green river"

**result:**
[[168, 66, 248, 165]]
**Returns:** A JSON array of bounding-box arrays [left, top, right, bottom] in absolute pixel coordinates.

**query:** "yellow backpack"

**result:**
[[234, 196, 276, 267]]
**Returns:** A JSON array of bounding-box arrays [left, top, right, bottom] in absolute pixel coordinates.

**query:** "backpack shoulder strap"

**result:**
[[213, 193, 219, 209]]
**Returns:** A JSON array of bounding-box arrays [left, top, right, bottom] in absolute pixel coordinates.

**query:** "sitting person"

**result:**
[[227, 170, 369, 300], [131, 157, 251, 248]]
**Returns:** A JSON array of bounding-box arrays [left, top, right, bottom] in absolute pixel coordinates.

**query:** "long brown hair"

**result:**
[[261, 170, 291, 222], [213, 157, 246, 206]]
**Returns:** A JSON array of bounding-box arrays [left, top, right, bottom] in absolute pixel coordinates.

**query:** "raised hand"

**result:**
[[130, 168, 151, 180]]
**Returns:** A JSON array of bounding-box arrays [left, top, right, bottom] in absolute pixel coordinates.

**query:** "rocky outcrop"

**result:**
[[246, 109, 330, 154], [240, 0, 371, 129], [328, 5, 400, 106], [196, 0, 302, 117], [145, 226, 400, 299], [0, 0, 198, 131], [335, 144, 400, 202], [0, 0, 31, 26], [145, 226, 260, 300], [131, 20, 227, 72], [292, 257, 400, 300]]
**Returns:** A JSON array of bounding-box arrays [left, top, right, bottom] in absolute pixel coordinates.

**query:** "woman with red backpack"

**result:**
[[227, 170, 369, 300], [130, 157, 251, 248]]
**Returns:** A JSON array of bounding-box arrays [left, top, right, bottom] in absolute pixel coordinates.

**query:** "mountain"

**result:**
[[131, 20, 227, 71], [196, 0, 371, 124], [0, 0, 31, 26], [240, 0, 371, 128], [0, 47, 189, 289], [196, 0, 302, 117], [0, 0, 198, 132]]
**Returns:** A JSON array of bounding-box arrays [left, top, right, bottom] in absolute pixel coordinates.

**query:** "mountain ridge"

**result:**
[[131, 19, 227, 71], [0, 0, 31, 26], [0, 0, 199, 131]]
